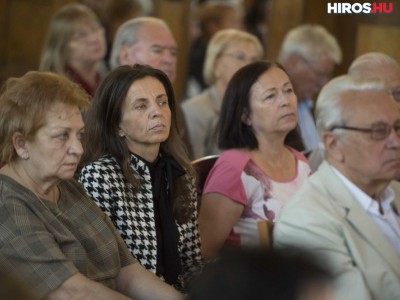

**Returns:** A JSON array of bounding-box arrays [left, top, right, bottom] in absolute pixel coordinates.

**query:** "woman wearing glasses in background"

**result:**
[[39, 3, 107, 96], [182, 29, 263, 160]]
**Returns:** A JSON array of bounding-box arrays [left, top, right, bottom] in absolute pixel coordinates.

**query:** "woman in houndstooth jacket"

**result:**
[[78, 64, 203, 292]]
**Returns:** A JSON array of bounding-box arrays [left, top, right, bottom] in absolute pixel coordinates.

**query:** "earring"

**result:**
[[119, 131, 125, 138], [21, 152, 29, 160]]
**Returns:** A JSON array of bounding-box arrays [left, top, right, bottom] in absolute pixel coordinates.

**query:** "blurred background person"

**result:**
[[278, 24, 342, 151], [0, 71, 183, 300], [186, 0, 244, 98], [308, 52, 400, 172], [243, 0, 270, 47], [182, 28, 263, 159], [188, 247, 335, 300], [198, 61, 311, 260], [79, 65, 202, 292], [110, 17, 177, 82], [39, 3, 107, 97]]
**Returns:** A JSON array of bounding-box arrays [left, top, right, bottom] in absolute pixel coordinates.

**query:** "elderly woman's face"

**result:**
[[119, 76, 171, 156], [24, 103, 84, 182], [68, 21, 106, 65], [214, 41, 260, 88], [245, 67, 297, 138]]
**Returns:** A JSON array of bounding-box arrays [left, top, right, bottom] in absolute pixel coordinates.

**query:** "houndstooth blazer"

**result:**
[[78, 153, 203, 291]]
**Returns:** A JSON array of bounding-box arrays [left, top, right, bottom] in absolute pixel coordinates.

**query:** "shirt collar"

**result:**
[[331, 166, 395, 216]]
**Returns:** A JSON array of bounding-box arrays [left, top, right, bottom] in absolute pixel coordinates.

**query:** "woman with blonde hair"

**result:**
[[182, 28, 263, 159], [39, 3, 107, 96]]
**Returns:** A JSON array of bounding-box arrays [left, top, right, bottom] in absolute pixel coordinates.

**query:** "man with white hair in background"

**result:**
[[110, 16, 178, 81], [278, 24, 342, 151], [274, 74, 400, 300], [308, 52, 400, 171]]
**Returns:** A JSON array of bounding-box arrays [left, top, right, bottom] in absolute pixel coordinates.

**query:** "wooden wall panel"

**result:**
[[0, 0, 9, 83], [266, 0, 400, 77], [266, 0, 305, 60], [154, 0, 190, 102], [0, 0, 75, 84], [356, 24, 400, 63]]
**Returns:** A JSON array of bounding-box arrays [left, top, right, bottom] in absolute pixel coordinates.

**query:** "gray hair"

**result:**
[[315, 75, 387, 146], [278, 24, 342, 64], [109, 17, 170, 69], [203, 28, 263, 85], [348, 52, 399, 77]]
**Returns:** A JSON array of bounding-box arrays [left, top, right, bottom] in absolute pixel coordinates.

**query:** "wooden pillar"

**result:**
[[154, 0, 191, 102], [266, 0, 305, 60]]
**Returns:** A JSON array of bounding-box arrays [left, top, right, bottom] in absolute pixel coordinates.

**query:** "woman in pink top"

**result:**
[[199, 61, 311, 259]]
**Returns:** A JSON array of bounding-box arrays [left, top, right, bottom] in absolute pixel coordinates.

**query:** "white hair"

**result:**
[[348, 52, 399, 77], [315, 75, 387, 145], [109, 17, 170, 69], [278, 24, 342, 64]]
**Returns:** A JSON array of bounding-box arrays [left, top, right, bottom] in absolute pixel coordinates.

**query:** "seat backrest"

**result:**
[[257, 220, 274, 247], [191, 155, 219, 194]]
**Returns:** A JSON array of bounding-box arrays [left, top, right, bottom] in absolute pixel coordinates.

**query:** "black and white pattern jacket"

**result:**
[[78, 153, 202, 290]]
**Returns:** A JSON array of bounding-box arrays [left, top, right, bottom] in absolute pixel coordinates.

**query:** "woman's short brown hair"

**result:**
[[0, 71, 90, 163]]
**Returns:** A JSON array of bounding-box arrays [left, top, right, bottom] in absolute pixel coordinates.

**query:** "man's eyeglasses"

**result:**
[[330, 123, 400, 140]]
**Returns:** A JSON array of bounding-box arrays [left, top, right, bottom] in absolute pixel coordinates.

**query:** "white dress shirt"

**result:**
[[332, 167, 400, 257]]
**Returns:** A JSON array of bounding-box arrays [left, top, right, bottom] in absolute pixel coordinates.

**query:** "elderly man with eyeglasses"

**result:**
[[308, 52, 400, 171], [274, 74, 400, 300]]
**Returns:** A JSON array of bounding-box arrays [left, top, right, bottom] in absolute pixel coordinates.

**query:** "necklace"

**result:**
[[9, 164, 61, 216]]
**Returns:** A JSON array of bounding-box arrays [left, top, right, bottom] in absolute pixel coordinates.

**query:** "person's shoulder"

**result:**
[[218, 149, 251, 167], [182, 89, 213, 110], [80, 155, 120, 173], [208, 150, 252, 178]]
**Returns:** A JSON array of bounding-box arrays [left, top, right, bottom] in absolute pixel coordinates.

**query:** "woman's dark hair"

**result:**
[[81, 64, 195, 222], [217, 60, 287, 150]]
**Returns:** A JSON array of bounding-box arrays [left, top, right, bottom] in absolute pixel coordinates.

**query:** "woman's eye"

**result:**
[[265, 94, 275, 101], [57, 133, 69, 141], [78, 131, 85, 141], [284, 88, 294, 94], [135, 104, 146, 110], [159, 100, 168, 106]]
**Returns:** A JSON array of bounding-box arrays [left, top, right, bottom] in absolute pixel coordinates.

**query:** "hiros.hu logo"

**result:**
[[327, 2, 393, 14]]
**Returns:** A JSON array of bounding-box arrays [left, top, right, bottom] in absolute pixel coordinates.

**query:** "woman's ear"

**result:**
[[241, 110, 251, 126], [12, 132, 29, 160]]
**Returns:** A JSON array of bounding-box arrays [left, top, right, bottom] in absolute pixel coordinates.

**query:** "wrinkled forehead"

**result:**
[[357, 64, 400, 89], [45, 102, 83, 122], [340, 89, 400, 124], [137, 22, 177, 46]]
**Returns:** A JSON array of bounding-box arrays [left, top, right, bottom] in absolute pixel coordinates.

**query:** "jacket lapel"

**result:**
[[318, 162, 400, 276]]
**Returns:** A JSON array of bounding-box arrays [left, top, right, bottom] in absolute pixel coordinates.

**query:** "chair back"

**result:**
[[191, 155, 219, 194]]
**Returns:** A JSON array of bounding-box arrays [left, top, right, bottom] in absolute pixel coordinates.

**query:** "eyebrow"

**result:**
[[263, 81, 292, 93], [150, 44, 177, 50]]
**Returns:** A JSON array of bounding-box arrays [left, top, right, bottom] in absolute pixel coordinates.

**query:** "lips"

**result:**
[[280, 112, 296, 119], [149, 124, 166, 131]]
